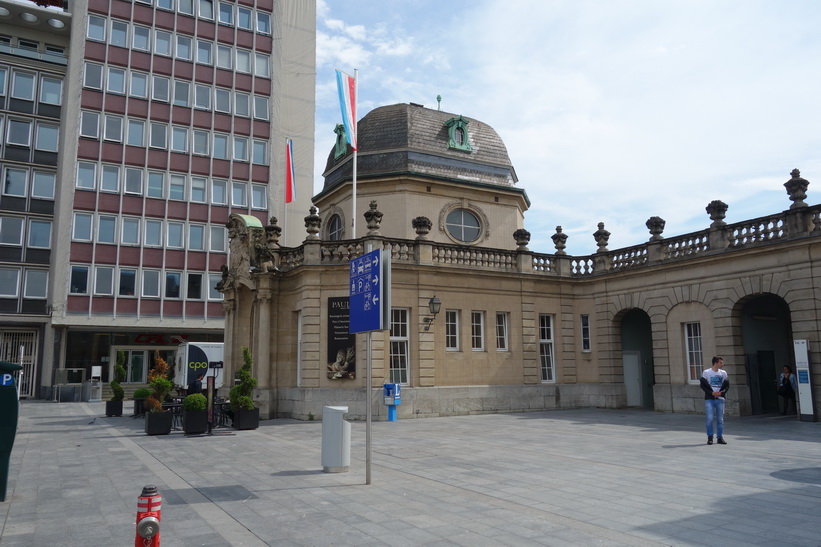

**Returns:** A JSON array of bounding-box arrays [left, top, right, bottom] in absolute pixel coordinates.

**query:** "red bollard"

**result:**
[[135, 485, 161, 546]]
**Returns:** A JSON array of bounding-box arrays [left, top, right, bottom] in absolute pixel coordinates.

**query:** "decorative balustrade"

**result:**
[[532, 255, 553, 273], [320, 241, 364, 264], [432, 244, 517, 270], [278, 247, 304, 271], [728, 215, 785, 247], [571, 258, 594, 276], [609, 245, 648, 270], [664, 232, 710, 259]]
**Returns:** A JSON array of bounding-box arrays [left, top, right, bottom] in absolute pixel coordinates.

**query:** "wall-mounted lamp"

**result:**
[[423, 296, 442, 331]]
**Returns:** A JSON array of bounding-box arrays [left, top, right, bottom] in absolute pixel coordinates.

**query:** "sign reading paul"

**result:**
[[349, 249, 390, 334]]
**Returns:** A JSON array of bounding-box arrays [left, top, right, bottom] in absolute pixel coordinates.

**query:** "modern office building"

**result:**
[[0, 0, 315, 398]]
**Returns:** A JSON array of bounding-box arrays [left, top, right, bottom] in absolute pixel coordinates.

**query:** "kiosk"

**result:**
[[1, 360, 23, 501]]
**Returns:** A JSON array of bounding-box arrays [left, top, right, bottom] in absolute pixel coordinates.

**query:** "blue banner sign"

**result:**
[[349, 249, 383, 333]]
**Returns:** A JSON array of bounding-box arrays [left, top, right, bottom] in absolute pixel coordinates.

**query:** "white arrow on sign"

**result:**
[[371, 295, 379, 305]]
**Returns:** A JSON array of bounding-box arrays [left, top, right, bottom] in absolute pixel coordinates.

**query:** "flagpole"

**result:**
[[351, 69, 358, 239]]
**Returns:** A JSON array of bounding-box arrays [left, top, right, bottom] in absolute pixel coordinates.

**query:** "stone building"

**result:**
[[219, 103, 821, 421]]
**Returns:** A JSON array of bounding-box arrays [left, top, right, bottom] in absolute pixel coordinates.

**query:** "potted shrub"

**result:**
[[229, 346, 259, 430], [105, 351, 126, 417], [132, 387, 152, 417], [144, 351, 174, 435], [182, 393, 208, 434]]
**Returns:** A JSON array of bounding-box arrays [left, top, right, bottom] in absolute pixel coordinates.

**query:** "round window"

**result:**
[[445, 209, 481, 242]]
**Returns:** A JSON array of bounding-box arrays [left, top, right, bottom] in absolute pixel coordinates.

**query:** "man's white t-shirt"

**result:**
[[702, 368, 728, 399]]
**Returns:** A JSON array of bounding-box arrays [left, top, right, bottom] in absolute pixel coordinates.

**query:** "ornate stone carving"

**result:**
[[225, 215, 254, 288], [593, 222, 610, 253], [266, 217, 282, 246], [706, 200, 728, 227], [784, 168, 809, 209], [304, 206, 321, 239], [551, 227, 567, 255], [364, 200, 383, 235], [513, 228, 531, 251], [646, 216, 666, 241], [412, 216, 432, 239]]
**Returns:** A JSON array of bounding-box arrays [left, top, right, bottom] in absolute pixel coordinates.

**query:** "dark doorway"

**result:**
[[746, 351, 779, 414]]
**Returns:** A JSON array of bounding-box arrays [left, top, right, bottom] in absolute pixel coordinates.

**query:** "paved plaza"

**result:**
[[1, 401, 820, 546]]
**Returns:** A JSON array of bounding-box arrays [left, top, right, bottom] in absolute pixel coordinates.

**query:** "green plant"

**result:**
[[183, 393, 207, 411], [146, 350, 173, 412], [110, 351, 126, 402], [308, 412, 315, 421], [230, 346, 257, 412], [133, 387, 152, 399]]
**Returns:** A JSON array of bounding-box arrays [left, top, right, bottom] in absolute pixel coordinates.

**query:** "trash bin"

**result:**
[[0, 361, 23, 501], [321, 406, 350, 473], [383, 383, 401, 421]]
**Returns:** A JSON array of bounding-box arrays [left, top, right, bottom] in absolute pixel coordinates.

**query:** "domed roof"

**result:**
[[320, 103, 518, 193]]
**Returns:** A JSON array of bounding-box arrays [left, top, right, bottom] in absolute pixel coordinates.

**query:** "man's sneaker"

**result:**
[[707, 436, 713, 445], [717, 437, 727, 445]]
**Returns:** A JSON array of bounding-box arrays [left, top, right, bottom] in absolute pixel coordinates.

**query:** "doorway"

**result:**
[[623, 351, 642, 406]]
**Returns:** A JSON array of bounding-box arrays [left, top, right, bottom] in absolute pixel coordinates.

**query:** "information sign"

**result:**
[[349, 249, 383, 333]]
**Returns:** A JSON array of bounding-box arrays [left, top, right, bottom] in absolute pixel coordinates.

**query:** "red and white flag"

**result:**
[[335, 69, 357, 150], [285, 138, 295, 203]]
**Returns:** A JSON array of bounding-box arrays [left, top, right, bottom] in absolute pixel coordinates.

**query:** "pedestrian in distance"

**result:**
[[777, 365, 798, 415], [700, 356, 729, 445], [187, 373, 204, 396]]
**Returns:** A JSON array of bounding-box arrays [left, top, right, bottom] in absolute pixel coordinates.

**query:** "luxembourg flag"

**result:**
[[285, 138, 295, 203], [335, 69, 357, 150]]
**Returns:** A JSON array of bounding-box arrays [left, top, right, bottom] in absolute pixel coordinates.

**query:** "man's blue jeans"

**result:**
[[705, 398, 725, 437]]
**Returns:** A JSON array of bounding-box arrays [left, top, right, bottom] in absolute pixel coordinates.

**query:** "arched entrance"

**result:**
[[740, 294, 793, 415], [620, 308, 655, 408]]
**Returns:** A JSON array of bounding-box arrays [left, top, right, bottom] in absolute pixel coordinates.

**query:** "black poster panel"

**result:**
[[327, 297, 356, 379]]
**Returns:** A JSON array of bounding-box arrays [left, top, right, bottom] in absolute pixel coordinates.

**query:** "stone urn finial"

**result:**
[[551, 226, 567, 255], [266, 216, 282, 246], [593, 222, 610, 253], [784, 168, 809, 209], [646, 216, 666, 241], [364, 200, 383, 235], [412, 216, 433, 240], [513, 228, 531, 251], [705, 200, 728, 228], [304, 206, 321, 240]]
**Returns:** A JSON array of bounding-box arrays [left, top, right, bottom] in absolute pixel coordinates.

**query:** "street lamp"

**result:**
[[423, 296, 441, 331]]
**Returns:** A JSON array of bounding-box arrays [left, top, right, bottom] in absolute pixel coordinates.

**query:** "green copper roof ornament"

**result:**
[[436, 95, 442, 111]]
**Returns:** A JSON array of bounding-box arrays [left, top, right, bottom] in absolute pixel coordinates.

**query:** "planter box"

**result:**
[[105, 400, 123, 417], [144, 411, 173, 435], [234, 407, 259, 430], [132, 398, 146, 416], [183, 410, 208, 434]]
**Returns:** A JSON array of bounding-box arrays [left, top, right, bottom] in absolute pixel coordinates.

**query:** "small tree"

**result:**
[[110, 351, 126, 402], [230, 346, 257, 411], [145, 350, 173, 413]]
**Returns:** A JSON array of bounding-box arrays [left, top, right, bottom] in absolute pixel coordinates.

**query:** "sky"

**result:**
[[313, 0, 821, 255]]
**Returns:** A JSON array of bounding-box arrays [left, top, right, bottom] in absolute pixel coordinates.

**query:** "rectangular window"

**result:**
[[35, 123, 59, 152], [27, 219, 51, 248], [171, 126, 189, 152], [254, 53, 270, 78], [218, 2, 233, 24], [104, 114, 123, 142], [149, 122, 167, 148], [196, 40, 213, 65], [496, 312, 509, 351], [188, 224, 205, 250], [209, 226, 226, 252], [98, 216, 116, 244], [165, 272, 181, 298], [31, 171, 55, 199], [157, 0, 174, 10], [208, 273, 223, 300], [130, 72, 148, 98], [72, 213, 93, 241], [11, 72, 35, 100], [194, 84, 211, 109], [193, 130, 210, 155], [144, 219, 162, 246], [142, 270, 160, 298], [77, 162, 96, 189], [127, 119, 145, 146], [0, 268, 20, 297], [187, 272, 203, 299], [87, 15, 107, 42], [121, 217, 140, 245], [6, 119, 31, 146], [211, 179, 227, 205], [167, 221, 184, 247], [199, 0, 214, 19], [40, 77, 63, 105], [101, 165, 120, 193], [216, 45, 233, 69], [3, 168, 27, 196], [686, 322, 704, 382], [110, 20, 128, 48], [125, 168, 143, 195], [119, 269, 137, 296], [175, 35, 192, 61], [84, 63, 103, 89], [70, 265, 89, 294], [252, 140, 268, 165], [471, 311, 485, 351], [147, 172, 164, 198], [80, 111, 100, 138], [251, 184, 267, 209], [233, 136, 248, 161], [234, 92, 250, 117], [539, 314, 555, 382], [190, 177, 207, 202], [169, 174, 186, 200], [215, 88, 231, 112], [237, 7, 252, 30], [253, 96, 269, 120], [107, 67, 126, 94], [24, 270, 47, 299], [389, 308, 409, 384], [132, 25, 151, 51], [152, 75, 170, 102], [231, 182, 246, 207], [173, 80, 190, 107], [94, 266, 114, 295], [213, 134, 229, 159], [257, 12, 271, 34], [581, 314, 591, 352], [178, 0, 194, 15], [154, 30, 172, 56], [445, 310, 459, 350], [0, 216, 23, 245], [235, 49, 251, 73]]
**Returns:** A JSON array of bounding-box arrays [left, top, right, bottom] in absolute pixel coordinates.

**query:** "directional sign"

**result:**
[[349, 249, 383, 333]]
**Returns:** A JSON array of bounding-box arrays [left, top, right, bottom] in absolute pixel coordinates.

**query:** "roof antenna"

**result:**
[[436, 95, 442, 111]]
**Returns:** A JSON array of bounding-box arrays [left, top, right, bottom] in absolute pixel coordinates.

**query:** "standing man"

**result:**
[[700, 356, 730, 445], [187, 373, 204, 396]]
